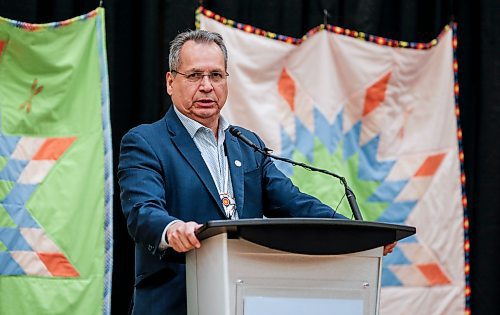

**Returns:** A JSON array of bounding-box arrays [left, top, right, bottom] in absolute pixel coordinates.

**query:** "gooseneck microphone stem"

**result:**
[[229, 126, 363, 220]]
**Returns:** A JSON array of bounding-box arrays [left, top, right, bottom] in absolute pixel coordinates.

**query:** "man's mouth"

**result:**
[[195, 99, 216, 106]]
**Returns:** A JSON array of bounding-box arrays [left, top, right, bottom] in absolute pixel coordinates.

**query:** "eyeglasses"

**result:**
[[172, 70, 229, 83]]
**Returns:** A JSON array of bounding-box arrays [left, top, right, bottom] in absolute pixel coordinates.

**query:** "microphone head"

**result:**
[[228, 126, 240, 136]]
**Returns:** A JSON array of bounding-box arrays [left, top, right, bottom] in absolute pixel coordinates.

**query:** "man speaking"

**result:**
[[118, 29, 395, 315]]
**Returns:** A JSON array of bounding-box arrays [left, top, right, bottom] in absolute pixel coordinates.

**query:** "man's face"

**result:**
[[166, 41, 228, 127]]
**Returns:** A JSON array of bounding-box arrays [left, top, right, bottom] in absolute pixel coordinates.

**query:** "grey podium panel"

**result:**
[[187, 219, 415, 315], [188, 235, 383, 315]]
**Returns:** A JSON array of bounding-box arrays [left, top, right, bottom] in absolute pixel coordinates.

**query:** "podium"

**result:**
[[186, 218, 415, 315]]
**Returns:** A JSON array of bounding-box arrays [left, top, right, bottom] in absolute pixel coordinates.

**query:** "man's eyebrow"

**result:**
[[187, 67, 225, 72]]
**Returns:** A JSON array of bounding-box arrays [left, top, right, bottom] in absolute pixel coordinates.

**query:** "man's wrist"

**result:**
[[159, 219, 182, 250]]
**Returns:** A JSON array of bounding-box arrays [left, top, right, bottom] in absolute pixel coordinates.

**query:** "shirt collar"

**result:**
[[173, 105, 230, 139]]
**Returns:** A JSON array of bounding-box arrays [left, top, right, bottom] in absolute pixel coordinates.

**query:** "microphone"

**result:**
[[228, 126, 265, 153], [228, 126, 364, 221]]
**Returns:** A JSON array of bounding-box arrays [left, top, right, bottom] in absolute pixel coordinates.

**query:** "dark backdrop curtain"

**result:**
[[0, 0, 498, 314]]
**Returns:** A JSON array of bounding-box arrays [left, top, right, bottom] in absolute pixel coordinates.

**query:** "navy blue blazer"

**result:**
[[118, 107, 346, 314]]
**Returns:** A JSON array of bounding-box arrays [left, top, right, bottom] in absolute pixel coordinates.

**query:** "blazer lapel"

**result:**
[[225, 133, 244, 218], [165, 108, 224, 215]]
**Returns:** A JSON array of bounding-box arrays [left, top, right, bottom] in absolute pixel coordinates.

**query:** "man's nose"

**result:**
[[198, 75, 213, 91]]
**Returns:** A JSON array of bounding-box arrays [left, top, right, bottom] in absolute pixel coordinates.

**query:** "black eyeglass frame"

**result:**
[[171, 70, 229, 83]]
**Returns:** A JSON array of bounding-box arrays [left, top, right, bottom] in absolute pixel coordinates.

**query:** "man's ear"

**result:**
[[166, 72, 173, 96]]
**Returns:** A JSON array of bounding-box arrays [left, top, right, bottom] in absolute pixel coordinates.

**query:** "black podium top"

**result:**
[[196, 218, 416, 255]]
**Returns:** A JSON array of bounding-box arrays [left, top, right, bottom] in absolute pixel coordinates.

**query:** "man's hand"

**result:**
[[167, 221, 203, 253], [383, 241, 397, 256]]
